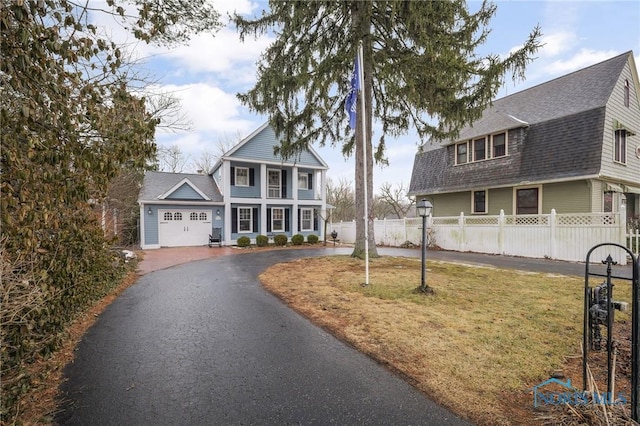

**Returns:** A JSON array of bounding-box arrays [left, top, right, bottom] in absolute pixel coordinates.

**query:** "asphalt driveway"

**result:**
[[56, 249, 474, 425]]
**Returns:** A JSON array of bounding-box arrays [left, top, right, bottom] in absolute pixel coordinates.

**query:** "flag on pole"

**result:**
[[345, 52, 361, 130]]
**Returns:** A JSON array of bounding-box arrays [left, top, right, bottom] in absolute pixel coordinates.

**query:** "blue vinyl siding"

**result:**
[[231, 126, 324, 167], [167, 183, 205, 200], [297, 169, 315, 200], [144, 204, 223, 245], [231, 204, 261, 240], [230, 162, 261, 198]]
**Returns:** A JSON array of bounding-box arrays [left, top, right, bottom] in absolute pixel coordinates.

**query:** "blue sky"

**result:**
[[99, 0, 640, 192]]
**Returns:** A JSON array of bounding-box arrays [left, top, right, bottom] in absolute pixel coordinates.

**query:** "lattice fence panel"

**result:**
[[505, 216, 550, 225], [465, 216, 499, 226], [557, 214, 616, 226]]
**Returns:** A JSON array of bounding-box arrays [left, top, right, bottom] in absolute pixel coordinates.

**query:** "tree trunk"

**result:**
[[351, 4, 378, 260]]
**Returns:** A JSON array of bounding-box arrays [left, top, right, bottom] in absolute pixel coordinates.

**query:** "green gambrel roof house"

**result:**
[[409, 51, 640, 222]]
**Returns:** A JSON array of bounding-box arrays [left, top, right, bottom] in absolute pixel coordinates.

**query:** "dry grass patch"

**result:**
[[260, 255, 634, 426]]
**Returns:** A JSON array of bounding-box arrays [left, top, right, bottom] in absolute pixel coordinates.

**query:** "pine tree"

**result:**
[[234, 1, 541, 259]]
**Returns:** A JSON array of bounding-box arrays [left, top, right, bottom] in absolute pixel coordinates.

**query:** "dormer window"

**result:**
[[624, 79, 630, 108], [456, 143, 468, 164], [473, 137, 486, 161], [614, 129, 627, 164], [492, 133, 506, 157]]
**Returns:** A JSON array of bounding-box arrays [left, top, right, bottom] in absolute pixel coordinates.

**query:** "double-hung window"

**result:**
[[271, 207, 284, 232], [615, 129, 627, 164], [298, 173, 309, 190], [492, 133, 506, 157], [456, 142, 468, 164], [472, 190, 487, 214], [235, 167, 249, 186], [300, 208, 313, 231], [268, 169, 281, 198], [516, 188, 539, 215], [473, 137, 486, 161], [238, 208, 252, 232]]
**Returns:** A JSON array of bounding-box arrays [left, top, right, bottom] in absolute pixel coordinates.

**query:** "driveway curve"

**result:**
[[56, 249, 473, 425]]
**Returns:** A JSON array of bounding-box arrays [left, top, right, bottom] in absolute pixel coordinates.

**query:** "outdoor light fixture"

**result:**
[[148, 207, 152, 215], [216, 209, 220, 216], [417, 199, 433, 293]]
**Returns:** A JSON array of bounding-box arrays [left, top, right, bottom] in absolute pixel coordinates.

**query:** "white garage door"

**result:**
[[158, 210, 212, 247]]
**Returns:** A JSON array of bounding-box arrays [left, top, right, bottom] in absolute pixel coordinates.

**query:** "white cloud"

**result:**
[[159, 28, 272, 77], [539, 31, 577, 57], [161, 83, 255, 134], [544, 48, 621, 75]]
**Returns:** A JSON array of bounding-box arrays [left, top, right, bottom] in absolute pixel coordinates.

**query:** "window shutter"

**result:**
[[281, 170, 287, 198], [249, 168, 255, 186], [313, 209, 318, 231], [231, 208, 237, 233], [285, 208, 290, 232], [267, 208, 271, 233], [252, 208, 258, 233], [297, 208, 301, 230], [230, 167, 235, 185], [308, 173, 313, 190]]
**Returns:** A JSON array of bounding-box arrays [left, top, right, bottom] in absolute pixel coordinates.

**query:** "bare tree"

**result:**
[[191, 131, 244, 174], [377, 182, 415, 219], [326, 178, 356, 222], [157, 145, 190, 173]]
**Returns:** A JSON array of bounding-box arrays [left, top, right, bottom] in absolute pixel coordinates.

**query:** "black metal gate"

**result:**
[[583, 243, 639, 420]]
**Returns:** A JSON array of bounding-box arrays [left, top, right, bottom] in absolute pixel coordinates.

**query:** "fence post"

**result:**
[[499, 209, 505, 255], [621, 204, 628, 246], [459, 212, 465, 251], [403, 217, 407, 244], [550, 209, 557, 260]]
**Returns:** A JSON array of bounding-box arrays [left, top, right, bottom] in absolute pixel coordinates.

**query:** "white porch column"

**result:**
[[292, 165, 298, 200]]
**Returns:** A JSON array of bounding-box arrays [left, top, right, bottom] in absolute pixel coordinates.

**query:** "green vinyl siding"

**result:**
[[542, 180, 590, 213], [487, 187, 512, 215], [429, 192, 470, 216]]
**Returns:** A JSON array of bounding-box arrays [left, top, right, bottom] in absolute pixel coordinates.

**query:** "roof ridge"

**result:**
[[494, 50, 631, 104]]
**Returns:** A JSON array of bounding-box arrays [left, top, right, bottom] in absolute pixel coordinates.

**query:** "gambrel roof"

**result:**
[[410, 51, 635, 195]]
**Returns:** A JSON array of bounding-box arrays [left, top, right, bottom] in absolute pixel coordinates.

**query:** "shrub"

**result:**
[[273, 234, 288, 246], [256, 235, 269, 247], [307, 234, 319, 244], [291, 234, 304, 245], [237, 236, 251, 247]]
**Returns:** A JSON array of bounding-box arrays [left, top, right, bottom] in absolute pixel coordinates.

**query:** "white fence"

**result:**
[[330, 207, 637, 265]]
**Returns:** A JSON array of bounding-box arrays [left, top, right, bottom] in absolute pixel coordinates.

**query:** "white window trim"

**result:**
[[471, 190, 488, 214], [472, 137, 487, 162], [300, 208, 313, 231], [298, 173, 309, 190], [513, 185, 542, 215], [614, 129, 627, 164], [271, 207, 285, 232], [455, 142, 468, 165], [491, 132, 508, 158], [238, 207, 252, 233], [235, 167, 249, 187], [268, 169, 281, 198]]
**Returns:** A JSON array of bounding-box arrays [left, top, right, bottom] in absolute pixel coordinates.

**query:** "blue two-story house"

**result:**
[[138, 123, 329, 248]]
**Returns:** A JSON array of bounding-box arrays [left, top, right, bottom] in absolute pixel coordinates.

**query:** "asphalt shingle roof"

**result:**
[[410, 51, 631, 195], [138, 171, 223, 202]]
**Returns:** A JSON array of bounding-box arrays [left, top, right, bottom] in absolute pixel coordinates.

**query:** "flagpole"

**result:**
[[357, 40, 369, 286]]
